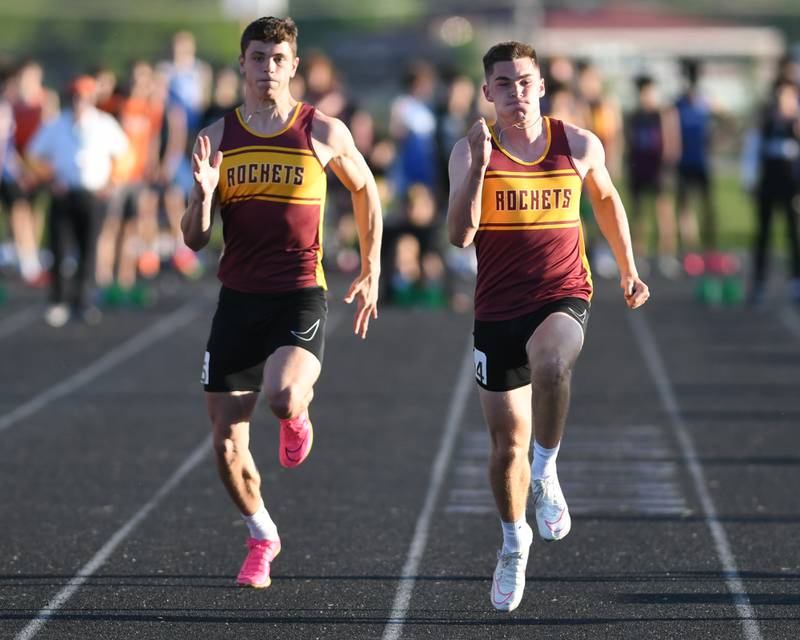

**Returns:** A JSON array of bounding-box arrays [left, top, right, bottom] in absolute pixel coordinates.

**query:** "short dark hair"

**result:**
[[482, 42, 538, 78], [240, 16, 298, 57], [635, 75, 654, 91]]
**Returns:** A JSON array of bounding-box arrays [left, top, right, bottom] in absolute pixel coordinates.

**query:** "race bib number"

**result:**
[[473, 348, 487, 385], [201, 351, 210, 385]]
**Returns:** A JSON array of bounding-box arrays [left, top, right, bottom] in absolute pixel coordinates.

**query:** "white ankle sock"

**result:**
[[532, 440, 561, 481], [501, 518, 531, 554], [242, 500, 279, 540], [19, 253, 42, 280]]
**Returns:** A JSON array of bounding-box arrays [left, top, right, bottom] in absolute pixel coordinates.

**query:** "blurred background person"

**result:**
[[328, 103, 378, 274], [774, 53, 800, 94], [435, 72, 478, 309], [575, 61, 623, 278], [675, 60, 718, 258], [303, 50, 349, 120], [93, 65, 121, 114], [540, 55, 579, 120], [544, 83, 586, 127], [95, 60, 163, 307], [0, 59, 47, 287], [577, 61, 622, 179], [157, 31, 211, 135], [383, 182, 446, 308], [436, 72, 477, 201], [625, 75, 681, 277], [5, 58, 56, 285], [201, 66, 241, 129], [156, 31, 210, 278], [157, 77, 200, 278], [389, 60, 438, 197], [749, 79, 800, 307], [27, 75, 128, 327], [298, 51, 379, 278]]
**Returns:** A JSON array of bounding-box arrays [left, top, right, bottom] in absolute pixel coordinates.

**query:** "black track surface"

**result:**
[[1, 271, 798, 640]]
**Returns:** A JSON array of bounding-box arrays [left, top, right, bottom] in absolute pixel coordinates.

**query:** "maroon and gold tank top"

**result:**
[[474, 116, 592, 321], [216, 102, 327, 293]]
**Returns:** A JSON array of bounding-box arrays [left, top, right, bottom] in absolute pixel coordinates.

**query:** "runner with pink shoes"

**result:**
[[182, 16, 381, 588]]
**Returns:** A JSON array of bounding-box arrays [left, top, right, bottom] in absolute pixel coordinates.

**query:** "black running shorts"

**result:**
[[0, 178, 24, 208], [473, 297, 590, 392], [202, 286, 327, 392]]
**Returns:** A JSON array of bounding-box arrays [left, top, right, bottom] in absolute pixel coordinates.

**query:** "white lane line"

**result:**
[[14, 435, 212, 640], [381, 335, 474, 640], [0, 306, 39, 340], [629, 312, 763, 640], [14, 302, 346, 639], [0, 301, 203, 435]]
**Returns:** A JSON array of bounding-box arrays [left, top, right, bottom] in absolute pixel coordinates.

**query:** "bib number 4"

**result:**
[[473, 348, 487, 385]]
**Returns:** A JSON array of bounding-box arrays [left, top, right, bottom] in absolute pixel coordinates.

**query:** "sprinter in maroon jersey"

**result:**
[[181, 17, 382, 589], [447, 42, 648, 612]]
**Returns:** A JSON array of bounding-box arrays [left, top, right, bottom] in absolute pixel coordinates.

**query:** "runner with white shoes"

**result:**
[[447, 41, 649, 612], [182, 16, 381, 589]]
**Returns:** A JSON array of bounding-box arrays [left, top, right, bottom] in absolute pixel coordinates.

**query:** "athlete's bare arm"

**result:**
[[565, 123, 650, 309], [311, 111, 382, 339], [447, 118, 492, 248], [181, 117, 224, 251]]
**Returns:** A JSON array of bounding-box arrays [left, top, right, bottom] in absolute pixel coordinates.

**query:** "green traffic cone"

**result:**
[[722, 276, 744, 306], [102, 282, 124, 308], [696, 276, 723, 306], [419, 284, 447, 309], [125, 283, 152, 308], [392, 280, 416, 307]]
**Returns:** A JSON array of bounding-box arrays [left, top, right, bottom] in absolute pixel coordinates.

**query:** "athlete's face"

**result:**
[[240, 40, 299, 99], [483, 58, 544, 123]]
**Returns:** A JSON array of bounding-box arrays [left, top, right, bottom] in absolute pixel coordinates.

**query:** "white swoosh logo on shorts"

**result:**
[[291, 319, 320, 342]]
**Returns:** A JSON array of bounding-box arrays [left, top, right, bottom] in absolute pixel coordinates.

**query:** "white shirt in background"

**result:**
[[28, 107, 128, 192]]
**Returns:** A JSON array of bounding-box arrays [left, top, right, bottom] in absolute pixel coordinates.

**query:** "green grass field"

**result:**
[[616, 170, 762, 253], [713, 172, 755, 250]]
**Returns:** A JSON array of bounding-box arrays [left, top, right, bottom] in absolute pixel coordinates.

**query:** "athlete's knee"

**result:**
[[490, 428, 529, 462], [491, 440, 528, 469], [266, 384, 307, 419], [532, 356, 572, 388]]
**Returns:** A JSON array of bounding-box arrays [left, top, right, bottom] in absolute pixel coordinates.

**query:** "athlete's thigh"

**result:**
[[263, 346, 322, 397], [478, 385, 533, 445], [526, 309, 585, 371]]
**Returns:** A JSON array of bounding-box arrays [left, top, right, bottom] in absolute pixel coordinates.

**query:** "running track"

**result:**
[[0, 272, 798, 639]]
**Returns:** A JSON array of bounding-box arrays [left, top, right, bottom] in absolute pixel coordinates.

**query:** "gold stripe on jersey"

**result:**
[[485, 169, 576, 178], [226, 194, 323, 206], [218, 149, 326, 206], [479, 221, 580, 231], [480, 173, 582, 229], [223, 144, 316, 158]]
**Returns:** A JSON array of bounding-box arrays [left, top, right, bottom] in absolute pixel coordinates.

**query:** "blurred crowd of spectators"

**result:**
[[2, 32, 800, 325]]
